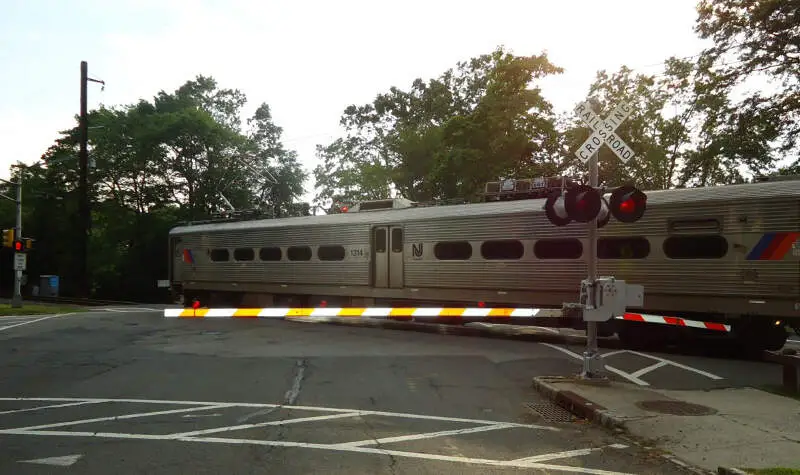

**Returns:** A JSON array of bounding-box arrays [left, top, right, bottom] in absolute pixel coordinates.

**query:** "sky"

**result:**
[[0, 0, 712, 203]]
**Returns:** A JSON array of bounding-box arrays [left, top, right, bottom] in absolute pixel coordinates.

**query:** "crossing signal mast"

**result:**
[[552, 98, 647, 380]]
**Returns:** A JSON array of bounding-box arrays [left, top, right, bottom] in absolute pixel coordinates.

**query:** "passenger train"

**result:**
[[167, 175, 800, 353]]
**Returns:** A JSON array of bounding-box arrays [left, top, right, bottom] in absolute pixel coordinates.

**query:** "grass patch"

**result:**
[[743, 468, 800, 475], [0, 304, 87, 316]]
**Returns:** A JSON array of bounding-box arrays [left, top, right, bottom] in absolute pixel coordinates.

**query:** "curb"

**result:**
[[532, 376, 714, 475], [531, 376, 626, 431], [318, 316, 588, 345]]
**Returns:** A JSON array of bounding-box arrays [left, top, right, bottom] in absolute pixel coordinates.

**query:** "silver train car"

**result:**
[[167, 177, 800, 352]]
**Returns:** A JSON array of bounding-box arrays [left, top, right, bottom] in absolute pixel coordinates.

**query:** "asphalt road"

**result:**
[[0, 309, 791, 474]]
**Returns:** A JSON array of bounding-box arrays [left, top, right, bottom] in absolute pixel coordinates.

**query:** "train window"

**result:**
[[663, 235, 728, 259], [233, 248, 255, 261], [259, 247, 282, 261], [374, 228, 387, 253], [287, 246, 312, 261], [391, 228, 403, 253], [209, 248, 229, 262], [434, 241, 472, 260], [318, 245, 345, 261], [534, 239, 583, 259], [598, 237, 650, 259], [481, 240, 524, 260], [668, 218, 721, 234]]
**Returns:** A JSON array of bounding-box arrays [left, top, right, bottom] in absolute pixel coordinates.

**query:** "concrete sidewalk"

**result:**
[[533, 376, 800, 473]]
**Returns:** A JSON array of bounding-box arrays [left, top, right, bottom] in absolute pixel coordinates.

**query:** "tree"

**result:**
[[245, 103, 307, 217], [694, 0, 799, 174], [313, 47, 565, 209], [0, 75, 307, 300]]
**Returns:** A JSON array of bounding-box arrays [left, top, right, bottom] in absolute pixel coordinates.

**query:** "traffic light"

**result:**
[[24, 238, 33, 250], [13, 240, 25, 252], [609, 185, 647, 223], [2, 229, 14, 248]]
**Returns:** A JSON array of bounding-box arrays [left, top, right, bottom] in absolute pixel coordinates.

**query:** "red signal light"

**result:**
[[610, 185, 646, 223], [13, 240, 23, 252], [619, 198, 635, 214], [565, 185, 602, 223]]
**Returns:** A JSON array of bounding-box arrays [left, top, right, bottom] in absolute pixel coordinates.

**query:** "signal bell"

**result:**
[[609, 185, 647, 223]]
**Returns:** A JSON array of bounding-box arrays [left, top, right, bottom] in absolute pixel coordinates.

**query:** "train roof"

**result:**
[[169, 179, 800, 235]]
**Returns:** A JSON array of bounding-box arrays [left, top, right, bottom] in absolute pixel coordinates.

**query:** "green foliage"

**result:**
[[0, 75, 307, 300], [694, 0, 799, 172], [313, 47, 565, 208]]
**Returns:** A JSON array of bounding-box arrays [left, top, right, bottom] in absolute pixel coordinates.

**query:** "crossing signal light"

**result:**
[[13, 240, 25, 252], [609, 185, 647, 223], [543, 190, 571, 226], [544, 185, 645, 227], [565, 185, 602, 223], [544, 185, 608, 227], [2, 229, 14, 248]]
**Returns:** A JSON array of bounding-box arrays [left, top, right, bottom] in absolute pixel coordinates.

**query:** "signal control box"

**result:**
[[570, 277, 644, 322]]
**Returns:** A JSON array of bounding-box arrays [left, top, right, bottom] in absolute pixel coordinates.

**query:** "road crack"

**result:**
[[238, 358, 308, 424], [361, 417, 398, 474]]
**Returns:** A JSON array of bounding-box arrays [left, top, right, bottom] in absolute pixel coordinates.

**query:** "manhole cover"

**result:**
[[525, 402, 576, 422], [635, 400, 717, 416]]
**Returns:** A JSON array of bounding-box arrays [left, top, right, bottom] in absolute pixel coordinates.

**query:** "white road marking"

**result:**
[[335, 423, 517, 447], [602, 366, 650, 386], [0, 397, 560, 430], [0, 429, 637, 474], [169, 411, 363, 438], [510, 444, 628, 463], [181, 413, 222, 418], [0, 313, 67, 332], [5, 404, 233, 431], [541, 343, 649, 386], [624, 350, 724, 380], [630, 361, 668, 379], [532, 326, 560, 334], [19, 454, 83, 466], [0, 401, 102, 416], [598, 350, 629, 359]]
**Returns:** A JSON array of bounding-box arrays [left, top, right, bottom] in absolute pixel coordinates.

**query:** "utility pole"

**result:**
[[77, 61, 104, 298], [1, 166, 25, 308], [12, 170, 22, 308]]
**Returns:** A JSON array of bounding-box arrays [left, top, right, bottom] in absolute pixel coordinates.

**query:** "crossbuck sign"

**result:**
[[574, 101, 635, 163]]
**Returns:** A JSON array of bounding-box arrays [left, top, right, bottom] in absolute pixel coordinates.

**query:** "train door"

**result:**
[[169, 236, 183, 282], [372, 225, 404, 288]]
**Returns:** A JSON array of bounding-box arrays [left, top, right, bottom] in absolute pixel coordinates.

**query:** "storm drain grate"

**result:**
[[525, 402, 576, 423]]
